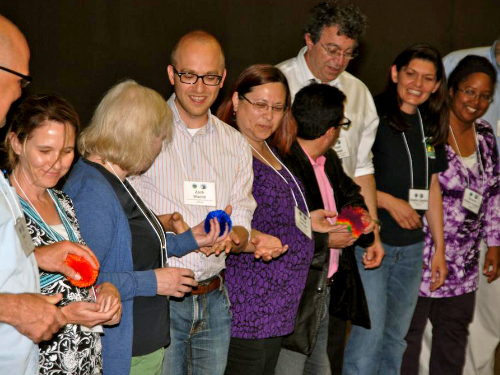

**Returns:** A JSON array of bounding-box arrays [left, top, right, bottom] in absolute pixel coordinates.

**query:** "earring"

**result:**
[[232, 111, 236, 123]]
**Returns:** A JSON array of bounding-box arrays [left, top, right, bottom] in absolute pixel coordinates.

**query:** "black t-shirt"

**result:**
[[372, 110, 448, 246], [84, 159, 170, 356]]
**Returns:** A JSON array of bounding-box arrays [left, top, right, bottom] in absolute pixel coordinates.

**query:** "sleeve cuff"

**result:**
[[166, 229, 199, 258], [134, 270, 157, 297]]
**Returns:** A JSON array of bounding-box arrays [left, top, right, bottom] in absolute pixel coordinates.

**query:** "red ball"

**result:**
[[64, 254, 99, 287]]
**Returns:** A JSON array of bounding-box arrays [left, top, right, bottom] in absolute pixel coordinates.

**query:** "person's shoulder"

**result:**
[[64, 159, 112, 197], [276, 55, 299, 74], [212, 115, 248, 143], [476, 119, 497, 144], [444, 46, 490, 61], [339, 71, 371, 93]]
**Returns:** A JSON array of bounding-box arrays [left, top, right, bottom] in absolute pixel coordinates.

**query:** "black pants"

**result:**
[[328, 315, 347, 375], [401, 292, 476, 375], [225, 336, 284, 375]]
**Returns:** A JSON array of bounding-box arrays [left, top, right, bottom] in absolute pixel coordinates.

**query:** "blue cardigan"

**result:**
[[64, 158, 197, 375]]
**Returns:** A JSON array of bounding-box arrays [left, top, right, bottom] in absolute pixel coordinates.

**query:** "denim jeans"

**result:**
[[162, 284, 232, 375], [275, 286, 331, 375], [342, 243, 424, 375]]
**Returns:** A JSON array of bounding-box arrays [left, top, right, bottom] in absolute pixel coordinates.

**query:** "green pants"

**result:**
[[130, 347, 165, 375]]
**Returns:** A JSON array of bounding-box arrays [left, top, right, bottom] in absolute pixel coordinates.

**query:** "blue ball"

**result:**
[[204, 210, 232, 236]]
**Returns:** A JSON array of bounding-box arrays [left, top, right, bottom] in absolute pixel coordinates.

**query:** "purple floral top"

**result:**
[[225, 157, 315, 339], [420, 120, 500, 297]]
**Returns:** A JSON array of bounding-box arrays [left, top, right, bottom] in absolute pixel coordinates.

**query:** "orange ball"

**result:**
[[64, 254, 99, 287]]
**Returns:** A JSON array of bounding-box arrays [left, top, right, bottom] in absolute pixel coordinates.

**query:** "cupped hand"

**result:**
[[95, 282, 122, 325], [252, 233, 289, 261], [35, 241, 99, 280], [61, 300, 119, 328], [158, 212, 190, 234], [328, 227, 357, 248], [311, 209, 337, 233], [362, 240, 385, 269]]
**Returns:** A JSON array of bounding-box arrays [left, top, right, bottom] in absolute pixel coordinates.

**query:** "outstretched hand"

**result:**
[[252, 233, 288, 261], [311, 209, 337, 233]]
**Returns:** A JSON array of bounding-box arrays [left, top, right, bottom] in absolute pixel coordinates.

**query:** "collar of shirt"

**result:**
[[167, 93, 215, 137], [297, 46, 343, 90]]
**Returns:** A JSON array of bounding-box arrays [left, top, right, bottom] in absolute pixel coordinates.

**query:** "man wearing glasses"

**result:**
[[135, 30, 256, 375], [276, 1, 382, 374], [0, 14, 68, 375]]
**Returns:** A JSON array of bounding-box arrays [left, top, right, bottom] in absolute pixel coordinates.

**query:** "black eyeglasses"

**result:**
[[172, 66, 223, 86], [334, 117, 351, 130], [240, 95, 287, 113], [0, 66, 32, 88]]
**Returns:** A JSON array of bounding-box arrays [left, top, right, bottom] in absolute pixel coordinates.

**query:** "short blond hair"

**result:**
[[78, 80, 172, 174]]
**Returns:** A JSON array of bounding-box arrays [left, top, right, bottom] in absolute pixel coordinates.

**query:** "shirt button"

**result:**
[[317, 287, 323, 293]]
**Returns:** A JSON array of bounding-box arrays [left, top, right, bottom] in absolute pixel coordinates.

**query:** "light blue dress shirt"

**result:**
[[0, 173, 40, 374]]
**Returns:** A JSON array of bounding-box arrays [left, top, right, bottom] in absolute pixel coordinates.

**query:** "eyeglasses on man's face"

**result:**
[[172, 66, 223, 86], [240, 95, 287, 113], [457, 88, 493, 103], [0, 66, 32, 88], [334, 117, 351, 130], [319, 42, 358, 60]]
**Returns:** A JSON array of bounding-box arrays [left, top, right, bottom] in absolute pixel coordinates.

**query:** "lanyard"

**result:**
[[448, 124, 485, 190], [250, 142, 310, 216], [107, 163, 168, 267], [401, 109, 429, 190]]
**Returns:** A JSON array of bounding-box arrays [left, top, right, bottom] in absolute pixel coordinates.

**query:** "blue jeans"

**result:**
[[342, 243, 424, 375], [275, 286, 331, 375], [162, 284, 232, 375]]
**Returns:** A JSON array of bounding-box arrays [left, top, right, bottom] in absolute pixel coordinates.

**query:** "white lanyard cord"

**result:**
[[448, 124, 485, 189], [106, 162, 168, 268], [250, 142, 310, 216], [401, 109, 429, 190]]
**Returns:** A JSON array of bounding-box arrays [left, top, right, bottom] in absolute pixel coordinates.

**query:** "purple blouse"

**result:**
[[420, 120, 500, 297], [225, 157, 315, 339]]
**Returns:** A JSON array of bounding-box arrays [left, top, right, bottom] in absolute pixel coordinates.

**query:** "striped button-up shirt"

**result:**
[[133, 94, 256, 281]]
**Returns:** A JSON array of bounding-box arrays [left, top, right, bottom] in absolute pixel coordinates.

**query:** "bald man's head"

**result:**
[[170, 30, 225, 70], [0, 14, 30, 127]]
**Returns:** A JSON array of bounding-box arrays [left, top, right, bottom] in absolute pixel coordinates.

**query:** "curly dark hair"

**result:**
[[303, 1, 367, 43]]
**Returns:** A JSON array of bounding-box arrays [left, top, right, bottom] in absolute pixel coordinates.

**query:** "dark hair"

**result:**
[[448, 55, 497, 93], [292, 83, 345, 140], [380, 43, 448, 146], [303, 1, 367, 44], [216, 64, 296, 154], [4, 94, 80, 170]]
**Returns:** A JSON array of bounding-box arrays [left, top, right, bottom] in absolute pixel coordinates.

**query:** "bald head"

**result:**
[[171, 30, 225, 70], [0, 14, 30, 127]]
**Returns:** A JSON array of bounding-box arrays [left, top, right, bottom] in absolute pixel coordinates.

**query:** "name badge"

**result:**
[[408, 189, 429, 210], [294, 206, 312, 239], [15, 217, 35, 258], [333, 136, 350, 159], [496, 120, 500, 137], [425, 139, 436, 159], [462, 187, 483, 214], [183, 181, 216, 206]]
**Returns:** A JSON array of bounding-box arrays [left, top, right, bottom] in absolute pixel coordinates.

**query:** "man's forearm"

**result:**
[[354, 174, 380, 240], [0, 294, 18, 325]]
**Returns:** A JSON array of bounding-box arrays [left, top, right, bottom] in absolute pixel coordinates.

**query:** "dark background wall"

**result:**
[[0, 0, 499, 131]]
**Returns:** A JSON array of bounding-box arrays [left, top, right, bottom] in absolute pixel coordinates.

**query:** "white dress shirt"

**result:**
[[277, 46, 379, 179], [0, 173, 40, 375], [134, 94, 256, 281]]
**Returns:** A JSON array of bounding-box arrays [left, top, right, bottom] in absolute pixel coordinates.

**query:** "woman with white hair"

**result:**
[[64, 80, 228, 375]]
